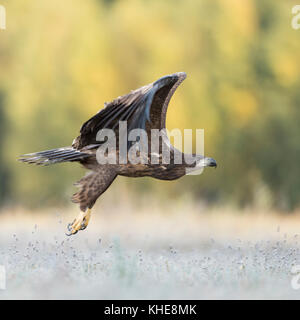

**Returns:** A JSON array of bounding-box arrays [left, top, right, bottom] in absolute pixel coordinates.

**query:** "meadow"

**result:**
[[1, 199, 300, 299]]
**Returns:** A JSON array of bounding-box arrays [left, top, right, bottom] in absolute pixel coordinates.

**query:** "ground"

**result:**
[[0, 201, 300, 299]]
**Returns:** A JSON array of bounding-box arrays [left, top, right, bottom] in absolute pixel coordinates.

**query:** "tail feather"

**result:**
[[18, 147, 90, 166]]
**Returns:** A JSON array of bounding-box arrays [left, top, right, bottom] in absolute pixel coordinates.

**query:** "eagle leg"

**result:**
[[66, 208, 91, 236], [67, 168, 117, 236]]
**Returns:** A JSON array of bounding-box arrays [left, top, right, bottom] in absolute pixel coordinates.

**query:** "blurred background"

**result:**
[[0, 0, 299, 213]]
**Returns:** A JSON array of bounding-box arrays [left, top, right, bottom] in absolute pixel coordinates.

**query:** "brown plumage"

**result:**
[[19, 72, 217, 235]]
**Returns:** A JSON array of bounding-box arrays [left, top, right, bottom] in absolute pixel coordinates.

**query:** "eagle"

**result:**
[[19, 72, 217, 235]]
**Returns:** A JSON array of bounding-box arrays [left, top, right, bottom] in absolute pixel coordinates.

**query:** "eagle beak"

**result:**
[[204, 157, 217, 168]]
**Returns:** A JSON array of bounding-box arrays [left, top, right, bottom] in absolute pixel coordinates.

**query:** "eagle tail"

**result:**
[[18, 147, 90, 166]]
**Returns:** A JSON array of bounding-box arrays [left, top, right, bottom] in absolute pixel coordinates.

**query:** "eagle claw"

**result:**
[[65, 209, 91, 236]]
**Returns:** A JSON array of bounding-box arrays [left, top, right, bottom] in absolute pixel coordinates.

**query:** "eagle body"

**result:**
[[19, 72, 217, 235]]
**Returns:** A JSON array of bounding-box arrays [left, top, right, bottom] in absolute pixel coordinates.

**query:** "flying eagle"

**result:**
[[19, 72, 217, 235]]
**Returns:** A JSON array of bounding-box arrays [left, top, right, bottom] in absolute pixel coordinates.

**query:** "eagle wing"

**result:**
[[73, 72, 186, 150]]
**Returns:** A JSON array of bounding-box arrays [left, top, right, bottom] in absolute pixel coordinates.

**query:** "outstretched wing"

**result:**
[[72, 166, 117, 211], [73, 72, 186, 150]]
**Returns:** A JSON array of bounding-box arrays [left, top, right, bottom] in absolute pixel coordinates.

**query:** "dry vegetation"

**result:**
[[0, 200, 300, 299]]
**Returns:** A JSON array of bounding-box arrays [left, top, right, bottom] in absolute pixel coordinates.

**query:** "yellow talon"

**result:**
[[66, 208, 91, 236]]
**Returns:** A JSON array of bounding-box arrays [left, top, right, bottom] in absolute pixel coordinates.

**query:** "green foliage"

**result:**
[[0, 0, 299, 210]]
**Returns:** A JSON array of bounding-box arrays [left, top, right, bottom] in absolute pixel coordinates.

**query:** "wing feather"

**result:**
[[73, 72, 186, 150]]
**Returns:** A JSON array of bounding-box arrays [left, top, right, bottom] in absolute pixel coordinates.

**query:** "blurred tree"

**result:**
[[0, 0, 299, 211]]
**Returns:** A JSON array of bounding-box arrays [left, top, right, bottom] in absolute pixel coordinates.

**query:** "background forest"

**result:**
[[0, 0, 299, 212]]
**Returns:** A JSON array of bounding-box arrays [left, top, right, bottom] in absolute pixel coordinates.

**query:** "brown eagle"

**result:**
[[19, 72, 217, 235]]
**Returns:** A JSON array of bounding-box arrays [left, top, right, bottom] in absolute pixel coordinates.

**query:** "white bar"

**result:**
[[0, 265, 6, 290], [0, 5, 6, 30]]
